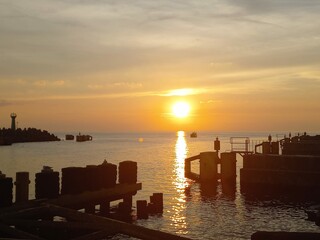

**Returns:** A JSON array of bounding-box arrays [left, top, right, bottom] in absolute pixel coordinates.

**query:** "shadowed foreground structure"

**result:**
[[0, 195, 191, 240], [0, 161, 193, 240]]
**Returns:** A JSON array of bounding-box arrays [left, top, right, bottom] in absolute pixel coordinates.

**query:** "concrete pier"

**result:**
[[185, 151, 237, 184], [200, 152, 219, 182], [240, 154, 320, 193], [220, 152, 237, 184]]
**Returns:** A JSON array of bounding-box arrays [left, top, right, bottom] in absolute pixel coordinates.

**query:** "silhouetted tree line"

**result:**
[[0, 128, 60, 145]]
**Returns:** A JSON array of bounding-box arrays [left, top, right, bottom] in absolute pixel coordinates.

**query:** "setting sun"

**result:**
[[172, 101, 191, 118]]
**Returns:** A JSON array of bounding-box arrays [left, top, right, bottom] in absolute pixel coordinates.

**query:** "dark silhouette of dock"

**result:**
[[0, 161, 192, 240]]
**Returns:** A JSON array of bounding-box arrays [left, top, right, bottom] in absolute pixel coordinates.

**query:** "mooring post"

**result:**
[[15, 172, 30, 203], [150, 193, 163, 214], [35, 166, 59, 199], [119, 161, 138, 184], [0, 171, 13, 208], [136, 200, 148, 219]]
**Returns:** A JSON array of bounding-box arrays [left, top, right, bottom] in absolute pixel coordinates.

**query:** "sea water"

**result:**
[[1, 131, 320, 240]]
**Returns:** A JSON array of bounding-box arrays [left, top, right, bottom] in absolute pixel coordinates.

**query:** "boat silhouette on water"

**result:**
[[190, 132, 197, 138]]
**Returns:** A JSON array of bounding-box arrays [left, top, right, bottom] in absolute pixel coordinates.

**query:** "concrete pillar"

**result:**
[[35, 167, 60, 199], [0, 172, 13, 208], [184, 160, 191, 178], [119, 161, 137, 184], [119, 196, 132, 215], [136, 200, 148, 219], [221, 152, 237, 184], [199, 152, 218, 183], [15, 172, 30, 203], [123, 195, 133, 209], [271, 141, 279, 155], [150, 193, 163, 214], [262, 142, 271, 154]]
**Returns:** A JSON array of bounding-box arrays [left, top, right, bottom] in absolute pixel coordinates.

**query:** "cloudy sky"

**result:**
[[1, 0, 320, 132]]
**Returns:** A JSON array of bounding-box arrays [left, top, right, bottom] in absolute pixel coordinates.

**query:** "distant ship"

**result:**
[[190, 132, 197, 138], [65, 134, 75, 140], [76, 133, 93, 142]]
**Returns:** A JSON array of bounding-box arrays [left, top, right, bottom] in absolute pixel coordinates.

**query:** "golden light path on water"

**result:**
[[170, 130, 190, 234]]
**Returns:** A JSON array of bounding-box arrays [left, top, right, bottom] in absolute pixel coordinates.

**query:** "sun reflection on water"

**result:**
[[169, 130, 190, 234]]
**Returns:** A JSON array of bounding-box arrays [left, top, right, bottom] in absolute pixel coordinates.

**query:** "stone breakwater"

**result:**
[[0, 128, 60, 145]]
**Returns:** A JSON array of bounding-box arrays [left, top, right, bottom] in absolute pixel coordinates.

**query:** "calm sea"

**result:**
[[1, 131, 320, 240]]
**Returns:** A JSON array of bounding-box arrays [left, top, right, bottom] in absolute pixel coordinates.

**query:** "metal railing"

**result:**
[[230, 137, 251, 153]]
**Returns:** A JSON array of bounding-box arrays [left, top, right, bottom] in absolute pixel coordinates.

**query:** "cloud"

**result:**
[[53, 80, 65, 86], [33, 80, 65, 88], [87, 82, 142, 90], [112, 82, 142, 89], [0, 100, 12, 107], [200, 100, 218, 104], [225, 0, 320, 15], [33, 80, 47, 87], [1, 0, 320, 104], [161, 88, 206, 97]]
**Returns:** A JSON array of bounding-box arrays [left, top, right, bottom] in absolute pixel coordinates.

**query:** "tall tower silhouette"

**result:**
[[11, 113, 17, 130]]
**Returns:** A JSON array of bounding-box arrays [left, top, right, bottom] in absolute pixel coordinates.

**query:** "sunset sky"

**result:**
[[1, 0, 320, 133]]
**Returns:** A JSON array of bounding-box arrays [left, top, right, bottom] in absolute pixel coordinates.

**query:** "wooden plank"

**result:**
[[251, 231, 320, 240], [2, 219, 111, 231], [47, 183, 142, 208], [0, 200, 46, 216], [47, 205, 193, 240], [0, 222, 45, 240], [47, 205, 120, 227], [70, 229, 118, 240], [0, 206, 47, 220]]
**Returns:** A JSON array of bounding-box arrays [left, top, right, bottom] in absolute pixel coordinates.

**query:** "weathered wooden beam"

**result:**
[[252, 231, 320, 240], [0, 222, 45, 240], [70, 229, 118, 240], [47, 183, 142, 208], [0, 199, 45, 216], [120, 222, 193, 240], [2, 219, 111, 231], [47, 205, 193, 240], [0, 206, 47, 220], [47, 205, 121, 227]]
